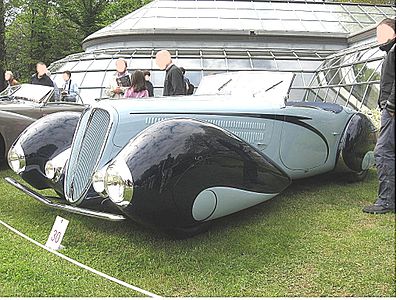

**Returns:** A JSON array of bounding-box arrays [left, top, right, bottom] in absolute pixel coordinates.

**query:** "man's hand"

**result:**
[[114, 86, 122, 94]]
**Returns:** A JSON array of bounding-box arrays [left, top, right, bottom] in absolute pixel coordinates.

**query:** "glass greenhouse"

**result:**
[[48, 0, 396, 110]]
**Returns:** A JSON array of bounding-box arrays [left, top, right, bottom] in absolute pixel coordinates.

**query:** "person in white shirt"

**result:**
[[105, 58, 131, 99], [61, 71, 79, 102]]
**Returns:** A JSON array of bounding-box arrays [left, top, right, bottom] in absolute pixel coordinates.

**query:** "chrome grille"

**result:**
[[65, 108, 111, 203]]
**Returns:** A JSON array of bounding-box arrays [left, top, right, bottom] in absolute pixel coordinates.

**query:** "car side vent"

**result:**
[[64, 108, 111, 203]]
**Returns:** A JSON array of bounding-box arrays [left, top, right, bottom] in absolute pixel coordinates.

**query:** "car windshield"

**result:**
[[195, 71, 294, 106], [9, 84, 53, 103]]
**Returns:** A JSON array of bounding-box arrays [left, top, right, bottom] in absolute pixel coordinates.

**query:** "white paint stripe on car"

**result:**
[[0, 219, 161, 298]]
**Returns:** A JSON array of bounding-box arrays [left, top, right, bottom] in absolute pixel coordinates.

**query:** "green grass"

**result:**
[[0, 165, 395, 297]]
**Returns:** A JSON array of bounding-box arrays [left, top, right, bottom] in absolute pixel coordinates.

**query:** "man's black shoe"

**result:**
[[362, 204, 395, 214]]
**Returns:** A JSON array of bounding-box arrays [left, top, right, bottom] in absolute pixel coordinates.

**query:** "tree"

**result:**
[[0, 0, 5, 91], [52, 0, 111, 38]]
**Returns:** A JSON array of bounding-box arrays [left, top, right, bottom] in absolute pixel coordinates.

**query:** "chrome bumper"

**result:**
[[5, 177, 126, 222]]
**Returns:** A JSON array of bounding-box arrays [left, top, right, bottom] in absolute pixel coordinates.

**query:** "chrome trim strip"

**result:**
[[5, 177, 126, 222]]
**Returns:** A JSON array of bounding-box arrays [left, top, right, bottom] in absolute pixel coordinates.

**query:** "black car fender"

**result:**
[[335, 113, 378, 173], [14, 111, 82, 190], [110, 118, 291, 230], [0, 110, 36, 161]]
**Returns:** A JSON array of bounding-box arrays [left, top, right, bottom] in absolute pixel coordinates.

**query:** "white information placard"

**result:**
[[45, 216, 69, 251]]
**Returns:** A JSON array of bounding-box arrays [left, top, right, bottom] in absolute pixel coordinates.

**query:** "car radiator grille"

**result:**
[[64, 108, 111, 203]]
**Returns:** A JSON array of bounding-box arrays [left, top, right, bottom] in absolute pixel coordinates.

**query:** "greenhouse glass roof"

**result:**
[[84, 0, 396, 46]]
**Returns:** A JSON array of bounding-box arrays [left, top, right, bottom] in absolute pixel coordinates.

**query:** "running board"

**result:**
[[5, 177, 126, 222]]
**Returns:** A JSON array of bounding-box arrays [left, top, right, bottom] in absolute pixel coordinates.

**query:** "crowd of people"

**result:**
[[2, 49, 194, 101]]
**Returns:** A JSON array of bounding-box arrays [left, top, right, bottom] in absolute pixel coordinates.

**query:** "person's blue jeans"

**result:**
[[374, 109, 396, 208]]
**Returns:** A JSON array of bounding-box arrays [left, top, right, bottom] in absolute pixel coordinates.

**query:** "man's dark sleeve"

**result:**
[[385, 46, 396, 113], [386, 81, 395, 113], [171, 68, 186, 95]]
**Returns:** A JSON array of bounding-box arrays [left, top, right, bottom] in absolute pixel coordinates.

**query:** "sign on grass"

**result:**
[[45, 216, 69, 251]]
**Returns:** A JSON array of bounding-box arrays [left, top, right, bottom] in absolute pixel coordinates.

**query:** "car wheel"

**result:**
[[347, 169, 369, 182], [166, 222, 211, 239]]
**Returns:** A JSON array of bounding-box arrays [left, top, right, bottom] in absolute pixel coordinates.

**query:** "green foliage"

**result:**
[[3, 0, 149, 83], [0, 0, 5, 90], [0, 167, 395, 296]]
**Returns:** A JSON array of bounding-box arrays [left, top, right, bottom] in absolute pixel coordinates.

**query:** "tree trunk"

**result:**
[[0, 0, 6, 91]]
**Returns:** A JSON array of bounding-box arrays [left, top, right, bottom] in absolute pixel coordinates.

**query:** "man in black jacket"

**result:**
[[155, 50, 186, 96], [363, 18, 396, 214], [30, 62, 54, 87]]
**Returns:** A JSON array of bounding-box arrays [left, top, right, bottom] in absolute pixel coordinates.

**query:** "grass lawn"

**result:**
[[0, 165, 396, 297]]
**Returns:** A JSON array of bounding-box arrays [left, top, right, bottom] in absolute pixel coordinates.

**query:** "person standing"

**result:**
[[124, 70, 149, 98], [61, 71, 79, 102], [31, 62, 54, 87], [105, 58, 131, 99], [155, 50, 186, 96], [363, 18, 396, 214], [4, 71, 19, 87], [143, 70, 154, 97]]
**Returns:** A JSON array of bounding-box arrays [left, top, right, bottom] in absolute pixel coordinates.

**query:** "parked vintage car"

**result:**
[[0, 84, 86, 163], [6, 72, 377, 237]]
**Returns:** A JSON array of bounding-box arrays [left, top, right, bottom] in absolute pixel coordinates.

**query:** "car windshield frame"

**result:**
[[9, 84, 54, 103], [195, 71, 294, 107]]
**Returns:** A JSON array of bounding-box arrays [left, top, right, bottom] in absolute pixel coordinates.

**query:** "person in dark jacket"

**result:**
[[363, 18, 396, 214], [143, 70, 154, 97], [30, 62, 54, 87], [155, 50, 186, 96]]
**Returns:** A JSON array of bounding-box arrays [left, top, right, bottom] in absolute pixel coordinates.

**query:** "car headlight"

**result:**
[[7, 142, 26, 174], [44, 148, 71, 181], [104, 160, 133, 206], [93, 167, 107, 196]]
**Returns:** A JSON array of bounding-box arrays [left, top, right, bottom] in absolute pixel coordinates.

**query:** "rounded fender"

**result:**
[[13, 111, 82, 189], [336, 113, 378, 173], [111, 118, 291, 230], [0, 111, 37, 159]]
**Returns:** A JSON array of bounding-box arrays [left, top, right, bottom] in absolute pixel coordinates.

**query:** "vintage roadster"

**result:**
[[6, 72, 377, 237]]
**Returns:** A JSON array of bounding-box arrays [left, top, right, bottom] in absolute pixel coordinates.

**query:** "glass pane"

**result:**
[[252, 59, 277, 70], [284, 20, 306, 31], [185, 71, 202, 86], [90, 59, 112, 71], [302, 21, 325, 32], [227, 59, 251, 70], [130, 58, 151, 70], [261, 19, 283, 31], [81, 72, 105, 88], [299, 60, 322, 72], [342, 22, 363, 32], [351, 13, 374, 23], [202, 58, 227, 70], [276, 60, 301, 71], [295, 10, 317, 21], [149, 70, 167, 87], [70, 60, 93, 72], [58, 61, 80, 72], [344, 5, 363, 13], [175, 58, 201, 70], [258, 10, 279, 20], [68, 72, 85, 87]]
